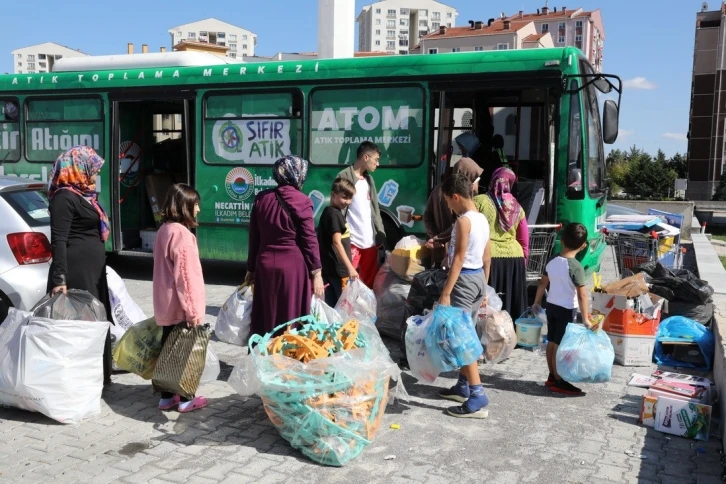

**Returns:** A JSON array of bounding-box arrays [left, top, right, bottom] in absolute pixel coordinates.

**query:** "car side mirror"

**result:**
[[603, 100, 619, 144]]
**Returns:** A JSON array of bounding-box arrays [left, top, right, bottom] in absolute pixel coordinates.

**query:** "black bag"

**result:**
[[666, 300, 715, 327], [32, 289, 107, 321], [398, 268, 449, 345], [633, 262, 714, 304]]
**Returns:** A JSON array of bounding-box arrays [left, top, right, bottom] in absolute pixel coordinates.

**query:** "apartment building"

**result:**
[[505, 5, 605, 72], [11, 42, 89, 74], [357, 0, 458, 54], [417, 19, 554, 54], [687, 3, 726, 200], [167, 18, 257, 59]]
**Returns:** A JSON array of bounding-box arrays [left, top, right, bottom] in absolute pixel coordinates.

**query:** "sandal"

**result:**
[[158, 395, 181, 410], [178, 396, 208, 413]]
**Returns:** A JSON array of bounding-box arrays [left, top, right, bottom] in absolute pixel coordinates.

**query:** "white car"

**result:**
[[0, 177, 52, 321]]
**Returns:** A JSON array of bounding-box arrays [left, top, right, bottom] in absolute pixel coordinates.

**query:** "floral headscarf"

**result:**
[[273, 155, 308, 190], [48, 146, 109, 242], [488, 167, 522, 233]]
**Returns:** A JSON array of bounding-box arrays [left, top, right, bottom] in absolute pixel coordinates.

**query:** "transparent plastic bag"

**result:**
[[215, 285, 253, 346], [334, 279, 377, 326], [426, 305, 483, 373], [32, 289, 107, 322], [373, 264, 410, 340], [484, 286, 503, 313], [477, 308, 516, 364], [405, 311, 439, 383], [311, 295, 343, 325], [556, 324, 614, 383], [200, 346, 221, 384], [228, 315, 406, 466], [395, 235, 425, 250]]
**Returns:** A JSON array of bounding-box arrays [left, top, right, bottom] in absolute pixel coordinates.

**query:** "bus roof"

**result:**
[[0, 47, 582, 92]]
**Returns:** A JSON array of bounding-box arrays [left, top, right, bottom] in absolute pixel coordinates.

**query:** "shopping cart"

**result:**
[[611, 231, 683, 278], [526, 224, 561, 284]]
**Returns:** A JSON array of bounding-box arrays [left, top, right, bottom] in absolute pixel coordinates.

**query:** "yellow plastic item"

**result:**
[[390, 424, 401, 430], [112, 317, 162, 380]]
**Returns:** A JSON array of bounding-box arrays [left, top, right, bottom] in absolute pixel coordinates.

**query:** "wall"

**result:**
[[609, 201, 695, 236], [692, 234, 726, 449]]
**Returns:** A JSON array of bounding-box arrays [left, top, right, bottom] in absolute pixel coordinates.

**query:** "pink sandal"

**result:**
[[158, 395, 181, 410], [178, 396, 208, 413]]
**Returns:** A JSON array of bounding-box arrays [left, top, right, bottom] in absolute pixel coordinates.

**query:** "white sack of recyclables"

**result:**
[[0, 309, 110, 424]]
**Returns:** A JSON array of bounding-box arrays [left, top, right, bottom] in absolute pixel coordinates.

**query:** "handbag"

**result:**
[[151, 324, 211, 399]]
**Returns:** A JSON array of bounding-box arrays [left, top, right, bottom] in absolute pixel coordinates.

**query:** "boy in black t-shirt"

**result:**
[[318, 178, 359, 307]]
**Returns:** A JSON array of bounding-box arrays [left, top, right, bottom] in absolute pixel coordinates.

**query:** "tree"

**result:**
[[667, 153, 688, 179], [713, 177, 726, 201], [620, 152, 678, 199]]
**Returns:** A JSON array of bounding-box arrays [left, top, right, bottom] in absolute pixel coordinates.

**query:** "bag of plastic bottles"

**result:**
[[556, 323, 614, 383], [405, 311, 439, 383], [426, 305, 483, 373]]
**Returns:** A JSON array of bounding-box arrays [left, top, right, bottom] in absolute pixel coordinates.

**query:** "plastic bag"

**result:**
[[152, 324, 211, 399], [666, 301, 714, 327], [334, 279, 377, 326], [556, 324, 614, 383], [406, 269, 448, 315], [654, 316, 715, 371], [215, 285, 253, 346], [228, 315, 405, 466], [634, 261, 714, 304], [200, 347, 221, 384], [0, 308, 111, 423], [112, 317, 163, 379], [106, 266, 147, 330], [484, 285, 503, 313], [373, 263, 410, 340], [426, 305, 483, 373], [311, 295, 343, 325], [405, 312, 439, 383], [477, 308, 516, 364], [32, 289, 107, 321]]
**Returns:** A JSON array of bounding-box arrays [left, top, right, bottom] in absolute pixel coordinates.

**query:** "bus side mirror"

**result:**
[[566, 168, 583, 198], [603, 100, 619, 144]]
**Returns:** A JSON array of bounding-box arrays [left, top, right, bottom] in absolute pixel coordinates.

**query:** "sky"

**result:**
[[0, 0, 702, 157]]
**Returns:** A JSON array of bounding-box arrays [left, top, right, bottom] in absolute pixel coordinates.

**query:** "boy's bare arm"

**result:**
[[576, 285, 595, 329], [439, 217, 470, 306], [332, 233, 359, 279], [482, 240, 492, 284], [533, 275, 549, 307]]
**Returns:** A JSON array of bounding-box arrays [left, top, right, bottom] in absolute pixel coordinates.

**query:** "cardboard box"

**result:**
[[650, 380, 710, 405], [592, 292, 663, 337], [628, 374, 658, 388], [640, 395, 657, 427], [145, 174, 176, 228], [390, 246, 429, 282], [653, 396, 712, 441], [607, 333, 655, 366], [658, 342, 707, 369]]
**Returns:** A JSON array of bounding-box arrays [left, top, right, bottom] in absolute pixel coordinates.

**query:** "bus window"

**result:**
[[203, 91, 302, 165], [581, 63, 605, 195], [0, 99, 20, 162], [25, 97, 104, 162], [566, 80, 584, 198], [309, 85, 425, 166]]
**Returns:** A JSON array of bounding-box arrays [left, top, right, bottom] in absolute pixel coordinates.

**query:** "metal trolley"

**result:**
[[525, 224, 562, 284], [609, 231, 683, 278]]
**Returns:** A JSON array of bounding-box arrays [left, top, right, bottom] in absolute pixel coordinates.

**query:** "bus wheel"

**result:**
[[381, 212, 405, 251]]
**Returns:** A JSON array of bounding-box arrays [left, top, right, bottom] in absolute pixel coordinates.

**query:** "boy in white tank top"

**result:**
[[437, 173, 492, 419]]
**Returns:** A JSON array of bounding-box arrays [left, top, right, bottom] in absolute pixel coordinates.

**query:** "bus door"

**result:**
[[109, 92, 195, 254], [193, 88, 304, 262]]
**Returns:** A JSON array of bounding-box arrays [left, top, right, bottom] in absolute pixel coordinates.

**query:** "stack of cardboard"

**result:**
[[633, 371, 713, 441], [592, 273, 664, 366], [390, 237, 430, 282]]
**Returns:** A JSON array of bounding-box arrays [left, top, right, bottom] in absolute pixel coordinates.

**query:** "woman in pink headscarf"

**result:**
[[474, 167, 529, 320]]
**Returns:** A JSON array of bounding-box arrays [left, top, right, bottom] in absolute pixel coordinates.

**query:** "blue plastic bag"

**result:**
[[556, 324, 614, 383], [654, 316, 715, 371], [425, 305, 483, 372]]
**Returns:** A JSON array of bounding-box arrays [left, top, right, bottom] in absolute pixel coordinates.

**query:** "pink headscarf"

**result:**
[[488, 167, 521, 232]]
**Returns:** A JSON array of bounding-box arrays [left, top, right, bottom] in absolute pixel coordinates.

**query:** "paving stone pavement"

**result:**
[[0, 252, 724, 484]]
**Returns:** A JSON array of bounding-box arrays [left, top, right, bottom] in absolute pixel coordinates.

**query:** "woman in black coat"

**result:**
[[47, 145, 113, 384]]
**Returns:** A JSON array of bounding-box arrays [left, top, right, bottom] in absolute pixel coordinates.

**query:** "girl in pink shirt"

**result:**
[[153, 184, 207, 413]]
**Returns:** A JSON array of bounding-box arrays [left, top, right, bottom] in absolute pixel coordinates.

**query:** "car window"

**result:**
[[2, 189, 50, 227]]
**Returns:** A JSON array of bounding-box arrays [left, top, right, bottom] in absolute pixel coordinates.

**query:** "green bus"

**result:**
[[0, 47, 620, 273]]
